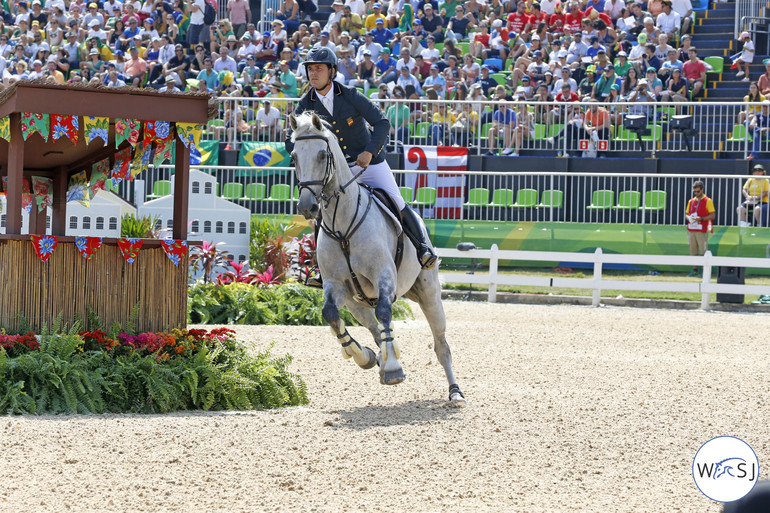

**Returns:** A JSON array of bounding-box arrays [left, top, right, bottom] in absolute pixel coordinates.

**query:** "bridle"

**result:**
[[293, 132, 367, 207]]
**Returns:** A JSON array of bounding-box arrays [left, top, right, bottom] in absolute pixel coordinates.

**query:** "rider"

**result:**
[[285, 47, 438, 286]]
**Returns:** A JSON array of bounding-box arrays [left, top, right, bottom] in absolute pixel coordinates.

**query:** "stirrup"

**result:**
[[301, 267, 323, 289], [418, 247, 438, 270]]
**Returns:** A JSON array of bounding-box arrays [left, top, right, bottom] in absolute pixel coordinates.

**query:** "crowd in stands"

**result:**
[[0, 0, 745, 155]]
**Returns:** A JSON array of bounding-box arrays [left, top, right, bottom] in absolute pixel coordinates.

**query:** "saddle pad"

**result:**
[[368, 187, 403, 236]]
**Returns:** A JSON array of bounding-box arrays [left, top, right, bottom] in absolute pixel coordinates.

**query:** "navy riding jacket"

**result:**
[[285, 80, 391, 165]]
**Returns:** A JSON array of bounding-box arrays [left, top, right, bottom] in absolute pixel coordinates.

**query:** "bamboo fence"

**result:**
[[0, 239, 188, 333]]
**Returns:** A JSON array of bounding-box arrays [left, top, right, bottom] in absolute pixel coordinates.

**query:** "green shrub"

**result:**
[[188, 282, 413, 326]]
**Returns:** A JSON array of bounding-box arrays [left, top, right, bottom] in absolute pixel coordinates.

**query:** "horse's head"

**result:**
[[290, 112, 337, 220]]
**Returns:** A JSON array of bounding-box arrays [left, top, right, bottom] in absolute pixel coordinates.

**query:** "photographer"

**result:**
[[626, 78, 656, 119]]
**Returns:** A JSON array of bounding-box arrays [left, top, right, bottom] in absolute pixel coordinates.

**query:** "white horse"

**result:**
[[289, 112, 465, 404]]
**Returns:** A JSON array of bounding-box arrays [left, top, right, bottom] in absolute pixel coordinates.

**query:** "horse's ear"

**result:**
[[311, 112, 323, 131], [289, 113, 298, 131]]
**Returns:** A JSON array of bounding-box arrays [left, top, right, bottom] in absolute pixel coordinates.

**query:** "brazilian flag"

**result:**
[[237, 142, 291, 176], [167, 140, 219, 167]]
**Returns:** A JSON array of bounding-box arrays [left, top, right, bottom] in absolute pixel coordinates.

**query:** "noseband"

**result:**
[[293, 132, 369, 206]]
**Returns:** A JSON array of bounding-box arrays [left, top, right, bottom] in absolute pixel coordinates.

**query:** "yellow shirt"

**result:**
[[432, 111, 456, 124], [364, 13, 386, 31], [743, 177, 770, 203], [744, 94, 767, 114]]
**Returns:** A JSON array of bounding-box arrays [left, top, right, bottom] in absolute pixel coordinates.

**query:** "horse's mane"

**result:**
[[291, 112, 350, 182]]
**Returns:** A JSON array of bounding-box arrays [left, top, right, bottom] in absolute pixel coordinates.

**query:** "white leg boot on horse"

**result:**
[[323, 288, 376, 369], [374, 280, 405, 385]]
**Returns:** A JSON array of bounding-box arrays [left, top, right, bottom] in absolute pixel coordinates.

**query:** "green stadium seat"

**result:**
[[399, 186, 413, 203], [489, 188, 514, 207], [464, 188, 490, 207], [613, 190, 641, 210], [491, 73, 506, 85], [511, 188, 538, 208], [548, 123, 564, 138], [241, 183, 266, 201], [221, 182, 244, 201], [411, 187, 437, 206], [587, 190, 615, 210], [534, 124, 548, 140], [146, 180, 171, 199], [727, 124, 752, 142], [642, 190, 667, 211], [537, 189, 563, 208], [704, 56, 724, 74], [414, 122, 430, 139], [293, 186, 300, 200], [265, 184, 292, 201]]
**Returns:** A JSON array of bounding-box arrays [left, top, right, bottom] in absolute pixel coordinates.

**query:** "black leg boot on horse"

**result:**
[[304, 218, 324, 289], [400, 206, 438, 270]]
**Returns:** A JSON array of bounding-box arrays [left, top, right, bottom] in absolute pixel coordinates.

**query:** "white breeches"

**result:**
[[349, 159, 406, 210]]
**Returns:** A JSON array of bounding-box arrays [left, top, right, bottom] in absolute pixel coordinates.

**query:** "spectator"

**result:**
[[123, 44, 147, 86], [758, 59, 770, 95], [532, 83, 554, 124], [739, 81, 766, 125], [159, 74, 182, 92], [185, 0, 207, 46], [470, 21, 489, 58], [593, 64, 620, 99], [374, 47, 396, 84], [578, 65, 597, 100], [682, 46, 706, 97], [445, 5, 475, 44], [412, 54, 431, 81], [678, 34, 692, 62], [214, 46, 238, 73], [254, 32, 278, 68], [644, 66, 663, 99], [105, 68, 127, 86], [660, 67, 688, 103], [551, 83, 579, 130], [737, 164, 769, 226], [355, 31, 382, 64], [566, 31, 587, 65], [628, 32, 648, 65], [370, 18, 392, 46], [339, 5, 363, 38], [656, 0, 680, 40], [276, 0, 300, 35], [684, 180, 715, 276], [614, 50, 632, 77], [450, 100, 477, 147], [386, 86, 410, 147], [507, 2, 530, 37], [323, 0, 344, 33], [641, 44, 661, 72], [606, 83, 624, 124], [654, 34, 674, 62], [396, 65, 422, 97], [511, 101, 533, 157], [671, 0, 693, 36], [350, 48, 375, 92], [627, 78, 657, 119], [621, 65, 639, 98], [486, 101, 516, 155], [443, 54, 461, 89], [604, 0, 624, 22], [659, 48, 682, 80], [423, 63, 446, 96], [429, 101, 453, 145], [421, 36, 440, 61], [364, 3, 385, 32], [735, 31, 755, 82], [460, 53, 480, 82], [749, 100, 770, 160], [254, 99, 282, 140], [197, 57, 219, 89]]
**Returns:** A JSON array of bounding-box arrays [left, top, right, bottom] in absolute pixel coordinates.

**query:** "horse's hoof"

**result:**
[[357, 347, 377, 370], [449, 394, 467, 407], [380, 368, 405, 385]]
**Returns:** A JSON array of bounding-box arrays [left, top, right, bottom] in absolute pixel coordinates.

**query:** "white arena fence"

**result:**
[[214, 97, 761, 158], [436, 245, 770, 309], [130, 168, 758, 228]]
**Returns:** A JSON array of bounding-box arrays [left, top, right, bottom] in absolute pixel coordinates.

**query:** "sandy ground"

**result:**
[[2, 301, 769, 513]]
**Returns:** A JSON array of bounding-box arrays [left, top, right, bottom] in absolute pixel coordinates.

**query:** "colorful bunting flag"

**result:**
[[176, 122, 202, 149], [67, 170, 91, 207], [3, 177, 36, 213], [115, 118, 141, 147], [111, 146, 132, 181], [31, 235, 58, 262], [153, 138, 175, 168], [160, 239, 188, 266], [117, 238, 143, 264], [32, 177, 53, 213], [51, 114, 79, 144], [143, 120, 172, 150], [129, 144, 151, 180], [75, 236, 102, 261], [0, 116, 9, 142], [90, 158, 110, 196], [84, 116, 109, 145], [20, 112, 50, 141]]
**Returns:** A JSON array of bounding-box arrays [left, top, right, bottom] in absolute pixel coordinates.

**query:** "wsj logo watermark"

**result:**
[[693, 436, 759, 503]]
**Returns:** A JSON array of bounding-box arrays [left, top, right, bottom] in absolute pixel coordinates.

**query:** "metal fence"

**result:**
[[735, 0, 768, 39], [131, 167, 762, 228], [214, 97, 762, 158]]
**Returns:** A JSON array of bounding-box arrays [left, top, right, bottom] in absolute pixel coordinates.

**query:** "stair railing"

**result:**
[[735, 0, 767, 39]]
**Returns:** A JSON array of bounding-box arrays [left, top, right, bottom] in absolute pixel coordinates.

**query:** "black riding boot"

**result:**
[[304, 219, 323, 289], [400, 206, 438, 270]]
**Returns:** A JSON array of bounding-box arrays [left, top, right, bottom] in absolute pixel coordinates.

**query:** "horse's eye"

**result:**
[[316, 149, 326, 162]]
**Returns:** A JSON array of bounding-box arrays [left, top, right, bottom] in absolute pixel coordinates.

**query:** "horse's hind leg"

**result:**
[[323, 283, 376, 369], [406, 271, 466, 404], [374, 274, 405, 386]]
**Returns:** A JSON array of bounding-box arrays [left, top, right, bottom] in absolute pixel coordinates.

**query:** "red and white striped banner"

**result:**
[[403, 146, 467, 219]]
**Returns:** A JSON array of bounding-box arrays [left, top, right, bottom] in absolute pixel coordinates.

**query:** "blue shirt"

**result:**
[[448, 16, 470, 37], [423, 73, 446, 94], [493, 108, 516, 126], [371, 27, 394, 47], [375, 56, 395, 74], [585, 44, 606, 59]]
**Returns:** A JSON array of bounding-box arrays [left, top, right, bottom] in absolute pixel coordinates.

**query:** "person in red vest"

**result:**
[[685, 180, 716, 277]]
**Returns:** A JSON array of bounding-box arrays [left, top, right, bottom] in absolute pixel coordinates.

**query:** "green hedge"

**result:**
[[188, 282, 413, 325]]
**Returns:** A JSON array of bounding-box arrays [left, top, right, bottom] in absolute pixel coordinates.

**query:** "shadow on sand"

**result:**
[[325, 399, 464, 430]]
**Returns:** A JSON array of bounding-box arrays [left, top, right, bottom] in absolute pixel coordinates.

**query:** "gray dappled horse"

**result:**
[[289, 112, 465, 404]]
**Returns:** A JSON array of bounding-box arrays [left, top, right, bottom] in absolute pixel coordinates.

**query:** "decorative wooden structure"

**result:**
[[0, 82, 215, 332]]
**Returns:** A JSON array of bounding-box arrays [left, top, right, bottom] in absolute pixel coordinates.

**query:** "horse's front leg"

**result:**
[[374, 273, 405, 385], [322, 282, 376, 369]]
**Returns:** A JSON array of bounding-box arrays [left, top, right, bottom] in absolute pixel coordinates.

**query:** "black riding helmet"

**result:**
[[304, 47, 338, 72]]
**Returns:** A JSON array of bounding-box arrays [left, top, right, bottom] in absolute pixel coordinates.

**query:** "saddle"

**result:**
[[365, 185, 406, 271]]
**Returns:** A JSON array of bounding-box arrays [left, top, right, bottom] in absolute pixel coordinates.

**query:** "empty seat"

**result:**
[[147, 180, 171, 199], [537, 189, 564, 208], [411, 187, 437, 206], [642, 190, 667, 211], [399, 186, 413, 203], [221, 182, 244, 201], [587, 190, 615, 210], [511, 188, 538, 208], [614, 190, 641, 210], [464, 188, 490, 207], [489, 188, 514, 207], [265, 184, 292, 201], [241, 183, 266, 201]]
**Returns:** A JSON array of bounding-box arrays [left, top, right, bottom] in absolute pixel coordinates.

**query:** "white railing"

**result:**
[[215, 97, 759, 158], [132, 166, 760, 228], [735, 0, 768, 39], [436, 245, 770, 309]]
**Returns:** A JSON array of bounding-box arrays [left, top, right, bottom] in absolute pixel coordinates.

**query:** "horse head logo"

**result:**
[[714, 457, 746, 479]]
